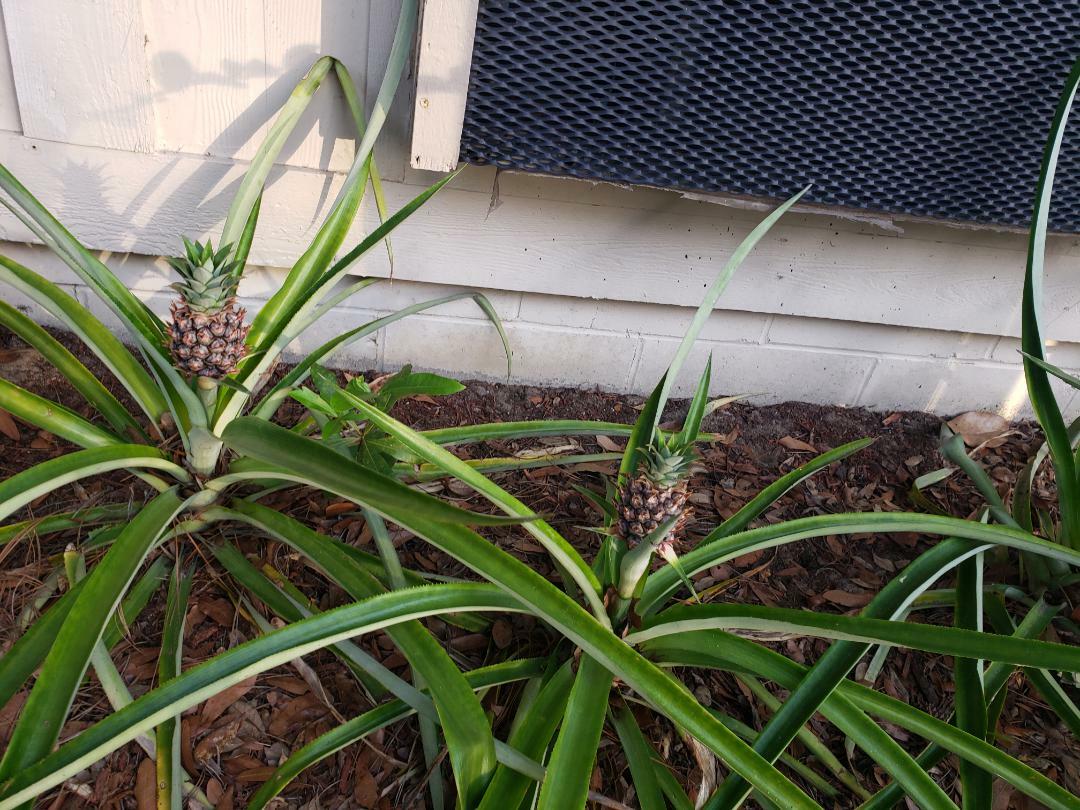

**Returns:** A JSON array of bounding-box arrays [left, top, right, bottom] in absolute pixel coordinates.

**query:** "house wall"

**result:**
[[1, 1, 1079, 417]]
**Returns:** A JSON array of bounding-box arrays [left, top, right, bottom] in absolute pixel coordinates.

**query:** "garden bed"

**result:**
[[1, 328, 1077, 809]]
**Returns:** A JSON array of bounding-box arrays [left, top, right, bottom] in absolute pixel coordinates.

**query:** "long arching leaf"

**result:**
[[1020, 57, 1080, 548], [0, 300, 141, 437], [249, 658, 546, 809], [0, 489, 184, 788], [0, 446, 187, 521], [646, 631, 1075, 810], [0, 584, 524, 806], [628, 602, 1080, 673], [221, 417, 823, 809], [328, 393, 607, 621]]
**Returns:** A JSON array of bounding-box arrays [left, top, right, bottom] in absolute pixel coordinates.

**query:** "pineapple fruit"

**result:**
[[615, 434, 695, 548], [166, 238, 249, 379]]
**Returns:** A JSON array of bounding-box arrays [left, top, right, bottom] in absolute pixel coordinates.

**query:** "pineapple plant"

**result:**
[[166, 237, 249, 379], [615, 434, 695, 550]]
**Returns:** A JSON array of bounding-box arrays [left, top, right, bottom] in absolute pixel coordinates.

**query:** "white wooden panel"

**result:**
[[1, 0, 155, 151], [263, 0, 369, 173], [3, 131, 1080, 343], [146, 0, 371, 172], [0, 5, 21, 132], [366, 0, 412, 181], [410, 0, 478, 171], [145, 0, 268, 161]]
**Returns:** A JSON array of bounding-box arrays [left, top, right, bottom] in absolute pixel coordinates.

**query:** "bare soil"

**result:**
[[1, 327, 1077, 809]]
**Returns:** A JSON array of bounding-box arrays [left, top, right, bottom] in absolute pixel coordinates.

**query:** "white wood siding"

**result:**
[[0, 1, 1078, 418]]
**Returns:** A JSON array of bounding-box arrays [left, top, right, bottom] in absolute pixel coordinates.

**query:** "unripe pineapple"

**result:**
[[166, 238, 249, 379], [615, 436, 695, 547]]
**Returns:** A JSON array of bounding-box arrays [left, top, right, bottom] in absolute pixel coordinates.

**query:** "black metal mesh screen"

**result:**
[[459, 1, 1080, 230]]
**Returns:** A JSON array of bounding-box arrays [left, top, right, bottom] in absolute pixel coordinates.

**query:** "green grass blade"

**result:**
[[941, 432, 1016, 526], [241, 2, 416, 352], [985, 596, 1080, 739], [209, 540, 386, 698], [0, 300, 142, 437], [0, 377, 121, 450], [0, 489, 183, 787], [328, 394, 606, 620], [0, 584, 523, 806], [102, 556, 169, 651], [862, 596, 1063, 809], [156, 563, 192, 810], [1021, 57, 1080, 548], [253, 292, 498, 420], [611, 700, 666, 810], [654, 760, 695, 810], [651, 186, 809, 434], [470, 293, 513, 379], [215, 170, 458, 432], [332, 60, 394, 272], [629, 602, 1080, 672], [0, 167, 164, 347], [713, 438, 873, 540], [400, 452, 622, 482], [736, 675, 869, 800], [219, 58, 335, 250], [537, 657, 612, 810], [0, 446, 186, 521], [417, 419, 727, 448], [478, 662, 574, 810], [224, 421, 820, 808], [641, 512, 1080, 614], [1021, 350, 1080, 391], [0, 579, 87, 710], [0, 503, 138, 547], [213, 500, 497, 805], [222, 419, 537, 527], [677, 355, 713, 449], [953, 554, 990, 808], [248, 658, 545, 809], [648, 631, 1071, 810], [695, 538, 987, 810]]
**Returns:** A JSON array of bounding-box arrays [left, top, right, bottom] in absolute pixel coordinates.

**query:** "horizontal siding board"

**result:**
[[1, 130, 1079, 343]]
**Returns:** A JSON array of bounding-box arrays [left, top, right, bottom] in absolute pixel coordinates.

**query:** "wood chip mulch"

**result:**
[[1, 328, 1078, 809]]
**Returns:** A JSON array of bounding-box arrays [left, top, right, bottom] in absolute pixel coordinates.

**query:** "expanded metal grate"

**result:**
[[459, 1, 1080, 230]]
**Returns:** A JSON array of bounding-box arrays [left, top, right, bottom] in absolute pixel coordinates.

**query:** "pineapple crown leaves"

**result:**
[[634, 434, 698, 489], [167, 237, 243, 311]]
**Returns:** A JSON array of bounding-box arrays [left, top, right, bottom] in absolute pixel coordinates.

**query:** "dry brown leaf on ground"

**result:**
[[596, 435, 624, 452], [821, 589, 872, 608], [946, 411, 1009, 446], [0, 408, 20, 441], [778, 435, 818, 452], [135, 757, 156, 810], [200, 675, 258, 726]]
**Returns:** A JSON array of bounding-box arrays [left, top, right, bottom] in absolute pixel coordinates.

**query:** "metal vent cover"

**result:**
[[459, 1, 1080, 231]]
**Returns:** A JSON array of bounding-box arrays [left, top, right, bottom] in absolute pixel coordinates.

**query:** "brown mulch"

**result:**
[[1, 327, 1078, 809]]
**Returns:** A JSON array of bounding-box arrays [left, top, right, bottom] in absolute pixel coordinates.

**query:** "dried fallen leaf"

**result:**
[[514, 444, 579, 458], [200, 675, 257, 726], [946, 411, 1008, 447], [491, 618, 513, 649], [355, 769, 379, 806], [778, 435, 817, 452], [822, 589, 872, 608], [0, 408, 19, 441], [134, 758, 156, 810], [595, 435, 624, 453]]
